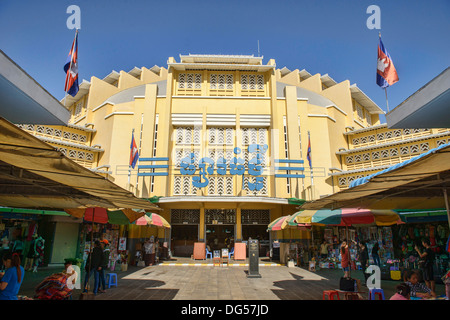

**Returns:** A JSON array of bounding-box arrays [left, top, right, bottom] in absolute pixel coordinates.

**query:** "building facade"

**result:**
[[20, 54, 450, 257]]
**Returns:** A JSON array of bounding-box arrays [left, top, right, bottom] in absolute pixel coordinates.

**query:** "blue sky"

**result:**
[[0, 0, 449, 119]]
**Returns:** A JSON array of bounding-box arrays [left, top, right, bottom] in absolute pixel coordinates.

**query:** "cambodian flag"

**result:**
[[307, 134, 312, 169], [377, 36, 399, 88], [64, 31, 79, 97], [129, 131, 139, 169]]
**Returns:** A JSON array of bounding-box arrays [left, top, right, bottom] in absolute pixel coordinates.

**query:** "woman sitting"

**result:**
[[0, 252, 25, 300]]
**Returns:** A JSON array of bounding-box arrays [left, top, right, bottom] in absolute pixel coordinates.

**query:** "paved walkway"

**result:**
[[18, 260, 447, 300]]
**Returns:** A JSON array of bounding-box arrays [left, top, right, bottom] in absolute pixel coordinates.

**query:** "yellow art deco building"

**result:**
[[21, 54, 450, 258]]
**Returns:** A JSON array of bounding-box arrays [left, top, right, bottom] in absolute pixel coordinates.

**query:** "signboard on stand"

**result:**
[[247, 239, 261, 278]]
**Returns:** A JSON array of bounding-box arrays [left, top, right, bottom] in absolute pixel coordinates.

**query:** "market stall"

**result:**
[[291, 208, 401, 273], [391, 213, 450, 283]]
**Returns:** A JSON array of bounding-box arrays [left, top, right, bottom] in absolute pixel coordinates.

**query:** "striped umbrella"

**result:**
[[267, 215, 291, 231], [283, 214, 312, 229], [134, 212, 171, 228], [65, 207, 146, 224], [292, 208, 401, 227]]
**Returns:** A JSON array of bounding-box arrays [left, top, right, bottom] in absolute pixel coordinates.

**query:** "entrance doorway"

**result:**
[[241, 209, 271, 257], [242, 225, 270, 257], [206, 225, 234, 251], [171, 224, 198, 257]]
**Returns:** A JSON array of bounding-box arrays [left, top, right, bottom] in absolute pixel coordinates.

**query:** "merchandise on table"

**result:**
[[34, 273, 72, 300]]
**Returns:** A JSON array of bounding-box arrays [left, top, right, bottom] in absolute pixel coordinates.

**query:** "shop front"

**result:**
[[0, 208, 80, 270], [392, 212, 450, 282], [205, 209, 235, 252], [311, 225, 395, 271], [156, 198, 301, 261], [241, 209, 270, 257], [170, 209, 200, 257]]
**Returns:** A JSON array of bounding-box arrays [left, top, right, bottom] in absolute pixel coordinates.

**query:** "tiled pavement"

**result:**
[[18, 258, 447, 300]]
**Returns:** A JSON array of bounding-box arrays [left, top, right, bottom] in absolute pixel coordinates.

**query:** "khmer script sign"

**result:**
[[179, 144, 268, 191]]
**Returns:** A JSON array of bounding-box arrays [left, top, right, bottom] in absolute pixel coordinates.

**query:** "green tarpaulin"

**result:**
[[0, 207, 69, 216], [287, 198, 306, 206]]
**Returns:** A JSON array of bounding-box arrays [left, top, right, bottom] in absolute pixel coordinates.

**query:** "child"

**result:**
[[390, 283, 410, 300], [404, 270, 436, 299]]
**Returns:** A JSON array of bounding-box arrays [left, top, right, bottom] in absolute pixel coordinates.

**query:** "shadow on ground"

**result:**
[[271, 272, 342, 300]]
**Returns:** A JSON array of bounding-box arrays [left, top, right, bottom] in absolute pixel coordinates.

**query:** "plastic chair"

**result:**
[[323, 290, 340, 300], [369, 288, 385, 300], [206, 248, 212, 260], [106, 273, 118, 288], [228, 247, 234, 260]]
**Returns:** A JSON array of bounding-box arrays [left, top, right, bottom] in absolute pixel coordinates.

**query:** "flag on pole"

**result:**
[[306, 132, 312, 169], [377, 36, 399, 88], [130, 131, 139, 169], [64, 31, 79, 97]]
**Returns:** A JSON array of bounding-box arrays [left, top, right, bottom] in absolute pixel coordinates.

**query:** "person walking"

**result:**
[[371, 242, 381, 267], [0, 252, 24, 300], [357, 241, 369, 285], [143, 239, 151, 266], [98, 239, 110, 293], [149, 236, 156, 266], [83, 240, 103, 295], [155, 238, 160, 264], [415, 238, 436, 293]]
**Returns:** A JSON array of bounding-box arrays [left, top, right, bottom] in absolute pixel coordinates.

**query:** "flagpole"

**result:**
[[384, 87, 390, 113], [63, 29, 78, 108], [135, 113, 144, 196], [128, 129, 134, 189], [308, 130, 314, 199]]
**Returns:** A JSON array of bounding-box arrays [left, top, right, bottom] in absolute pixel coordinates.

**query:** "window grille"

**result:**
[[400, 146, 409, 155], [420, 142, 429, 152], [205, 209, 236, 224], [241, 210, 270, 225], [390, 148, 398, 157], [338, 177, 347, 186], [171, 209, 200, 224]]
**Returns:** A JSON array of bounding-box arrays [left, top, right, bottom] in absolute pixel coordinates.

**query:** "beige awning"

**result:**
[[302, 142, 450, 210], [0, 117, 159, 210]]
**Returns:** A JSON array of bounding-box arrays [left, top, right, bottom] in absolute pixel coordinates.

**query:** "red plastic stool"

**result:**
[[323, 290, 340, 300]]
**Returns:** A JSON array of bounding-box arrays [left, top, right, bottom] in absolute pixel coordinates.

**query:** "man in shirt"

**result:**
[[98, 239, 110, 293], [83, 240, 103, 294]]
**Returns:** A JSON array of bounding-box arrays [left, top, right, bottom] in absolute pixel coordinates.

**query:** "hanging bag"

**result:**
[[339, 277, 356, 292]]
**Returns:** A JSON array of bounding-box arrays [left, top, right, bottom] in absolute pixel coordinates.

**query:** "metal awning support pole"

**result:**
[[443, 188, 450, 229]]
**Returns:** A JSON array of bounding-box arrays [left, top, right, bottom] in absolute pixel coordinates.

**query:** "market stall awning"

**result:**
[[395, 209, 449, 223], [301, 141, 450, 211], [292, 208, 401, 226], [0, 117, 160, 211]]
